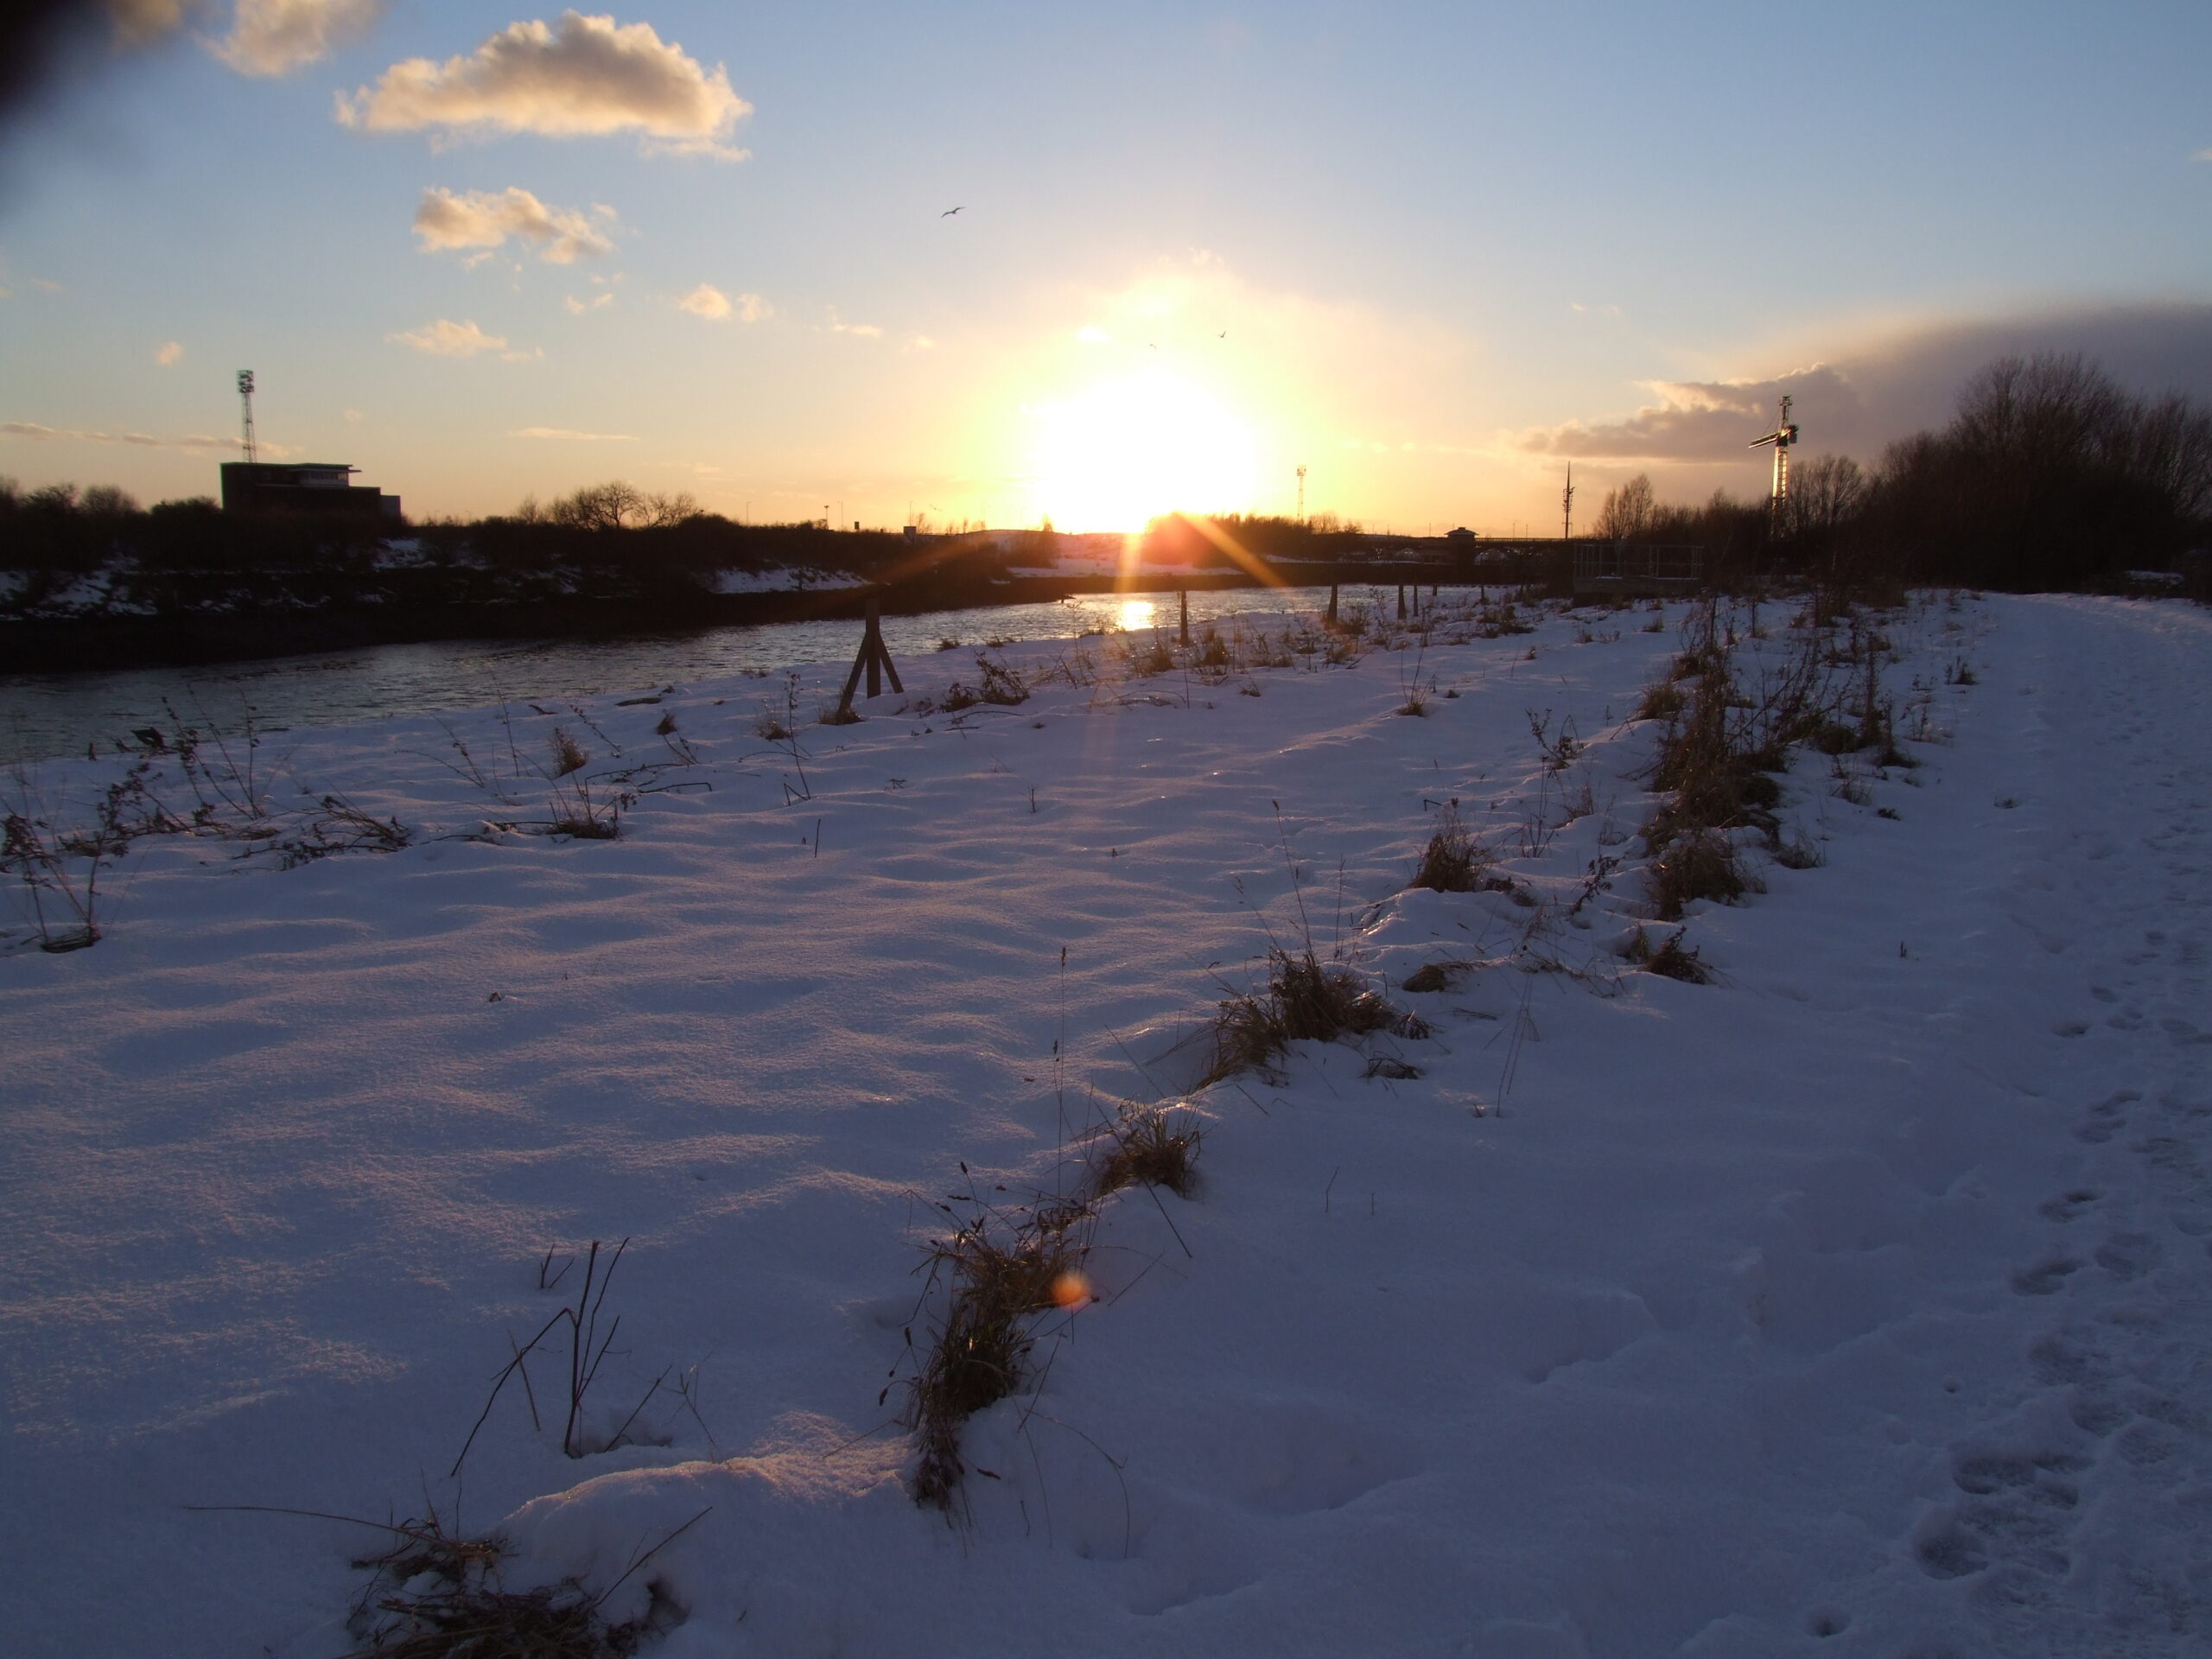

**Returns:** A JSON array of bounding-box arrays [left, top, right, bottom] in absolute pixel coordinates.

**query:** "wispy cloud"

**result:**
[[563, 292, 614, 315], [336, 10, 752, 159], [509, 426, 637, 441], [2, 420, 253, 453], [413, 186, 614, 264], [155, 340, 184, 366], [389, 317, 511, 357], [2196, 147, 2212, 162], [217, 0, 386, 78]]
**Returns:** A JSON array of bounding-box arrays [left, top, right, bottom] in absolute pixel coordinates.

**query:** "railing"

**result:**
[[1573, 543, 1706, 587]]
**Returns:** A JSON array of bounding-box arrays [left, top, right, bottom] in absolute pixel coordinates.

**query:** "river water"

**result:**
[[1, 584, 1388, 760]]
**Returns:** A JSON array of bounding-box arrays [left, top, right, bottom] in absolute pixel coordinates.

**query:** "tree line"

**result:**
[[4, 352, 2207, 617], [1586, 353, 2212, 592]]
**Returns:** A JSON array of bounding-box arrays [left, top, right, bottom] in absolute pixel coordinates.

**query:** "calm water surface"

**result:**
[[2, 585, 1389, 760]]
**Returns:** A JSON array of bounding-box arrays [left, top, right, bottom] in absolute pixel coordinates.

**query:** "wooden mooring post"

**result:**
[[1326, 582, 1339, 626], [1396, 583, 1407, 620], [1179, 585, 1191, 645], [835, 592, 905, 718]]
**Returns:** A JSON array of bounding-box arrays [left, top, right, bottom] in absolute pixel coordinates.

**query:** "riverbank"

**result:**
[[0, 559, 1527, 677], [5, 594, 2207, 1656]]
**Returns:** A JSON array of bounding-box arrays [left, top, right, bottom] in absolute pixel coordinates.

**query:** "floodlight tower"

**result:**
[[1561, 461, 1575, 540], [1750, 394, 1799, 530], [237, 371, 259, 464], [1295, 464, 1308, 524]]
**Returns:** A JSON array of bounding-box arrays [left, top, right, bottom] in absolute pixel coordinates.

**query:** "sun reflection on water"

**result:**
[[1116, 599, 1157, 632]]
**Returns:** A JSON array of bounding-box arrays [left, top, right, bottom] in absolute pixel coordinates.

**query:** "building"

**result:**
[[219, 461, 401, 521]]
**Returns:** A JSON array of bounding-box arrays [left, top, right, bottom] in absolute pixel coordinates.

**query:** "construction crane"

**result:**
[[1750, 394, 1798, 530]]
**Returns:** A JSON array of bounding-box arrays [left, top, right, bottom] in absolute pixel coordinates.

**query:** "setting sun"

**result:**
[[1027, 372, 1261, 532]]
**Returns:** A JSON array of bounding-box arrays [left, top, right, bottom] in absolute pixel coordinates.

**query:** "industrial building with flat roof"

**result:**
[[219, 462, 401, 521]]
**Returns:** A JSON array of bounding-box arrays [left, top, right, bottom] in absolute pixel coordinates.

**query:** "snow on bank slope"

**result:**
[[2, 596, 2209, 1657]]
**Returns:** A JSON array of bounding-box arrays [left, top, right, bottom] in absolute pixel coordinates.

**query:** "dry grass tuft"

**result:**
[[549, 728, 589, 778], [1401, 960, 1469, 994], [907, 1206, 1086, 1510], [1645, 829, 1752, 920], [1090, 1103, 1203, 1198], [346, 1516, 654, 1659], [1628, 927, 1711, 984], [1406, 809, 1512, 894], [1205, 948, 1401, 1084]]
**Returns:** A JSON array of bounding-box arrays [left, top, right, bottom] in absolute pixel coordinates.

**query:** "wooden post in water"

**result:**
[[1326, 582, 1339, 626], [1179, 585, 1191, 646], [835, 592, 905, 718], [1396, 583, 1407, 620]]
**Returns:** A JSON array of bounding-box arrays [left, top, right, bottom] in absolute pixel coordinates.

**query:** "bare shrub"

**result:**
[[976, 656, 1028, 705]]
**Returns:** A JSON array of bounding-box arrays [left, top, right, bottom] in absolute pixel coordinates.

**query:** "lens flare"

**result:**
[[1051, 1269, 1093, 1310], [1030, 372, 1259, 533]]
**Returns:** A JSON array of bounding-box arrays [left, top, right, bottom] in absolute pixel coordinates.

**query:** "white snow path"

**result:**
[[1, 595, 2207, 1657]]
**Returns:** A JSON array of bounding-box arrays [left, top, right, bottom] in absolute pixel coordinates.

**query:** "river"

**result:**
[[0, 584, 1386, 760]]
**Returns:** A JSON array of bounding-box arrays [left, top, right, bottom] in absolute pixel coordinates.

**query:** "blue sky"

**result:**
[[2, 1, 2208, 531]]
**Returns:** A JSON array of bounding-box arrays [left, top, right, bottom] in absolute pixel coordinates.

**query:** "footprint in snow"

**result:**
[[2010, 1258, 2082, 1296], [2037, 1188, 2101, 1223]]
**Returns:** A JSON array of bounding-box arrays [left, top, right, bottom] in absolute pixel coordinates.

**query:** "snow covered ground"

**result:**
[[2, 594, 2208, 1657]]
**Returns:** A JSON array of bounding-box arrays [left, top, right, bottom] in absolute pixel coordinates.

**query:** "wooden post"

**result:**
[[1396, 583, 1406, 620], [1179, 585, 1191, 646], [1326, 582, 1339, 626], [836, 592, 904, 718]]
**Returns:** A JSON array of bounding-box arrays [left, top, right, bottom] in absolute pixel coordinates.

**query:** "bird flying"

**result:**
[[941, 207, 964, 217]]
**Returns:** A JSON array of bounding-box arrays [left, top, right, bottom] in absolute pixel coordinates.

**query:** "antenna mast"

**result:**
[[1295, 464, 1307, 525], [237, 371, 258, 464], [1561, 462, 1575, 540], [1749, 393, 1798, 531]]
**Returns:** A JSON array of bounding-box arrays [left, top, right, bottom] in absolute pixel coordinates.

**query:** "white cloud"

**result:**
[[413, 186, 614, 264], [336, 10, 752, 159], [563, 292, 615, 315], [677, 283, 764, 322], [155, 340, 184, 366], [2196, 147, 2212, 163], [510, 426, 637, 440], [826, 309, 881, 338], [389, 317, 510, 357], [217, 0, 386, 77], [1075, 325, 1112, 344]]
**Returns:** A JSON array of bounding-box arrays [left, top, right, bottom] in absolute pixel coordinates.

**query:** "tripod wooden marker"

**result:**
[[835, 593, 905, 719]]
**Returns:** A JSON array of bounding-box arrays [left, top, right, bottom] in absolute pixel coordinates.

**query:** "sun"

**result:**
[[1029, 372, 1260, 532]]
